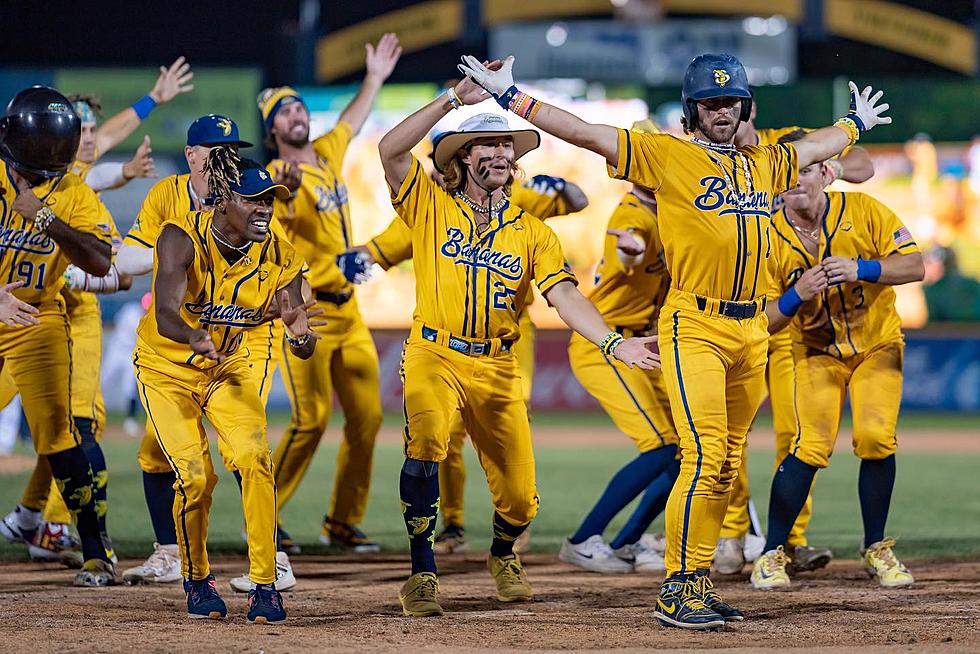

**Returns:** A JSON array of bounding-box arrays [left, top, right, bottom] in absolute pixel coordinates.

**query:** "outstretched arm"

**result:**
[[94, 57, 193, 157], [794, 82, 890, 170], [544, 280, 660, 369], [459, 55, 620, 166], [337, 33, 402, 136]]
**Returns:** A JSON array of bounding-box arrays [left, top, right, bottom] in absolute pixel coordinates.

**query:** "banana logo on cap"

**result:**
[[713, 69, 731, 87]]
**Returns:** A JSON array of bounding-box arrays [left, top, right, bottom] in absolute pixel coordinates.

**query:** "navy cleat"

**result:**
[[248, 583, 287, 624], [694, 569, 744, 622], [654, 574, 725, 630], [184, 575, 227, 620]]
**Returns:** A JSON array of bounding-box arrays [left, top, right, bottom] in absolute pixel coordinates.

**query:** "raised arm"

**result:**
[[337, 33, 402, 136], [378, 76, 487, 190], [94, 57, 193, 157], [835, 146, 874, 183], [458, 55, 620, 166], [793, 82, 890, 170]]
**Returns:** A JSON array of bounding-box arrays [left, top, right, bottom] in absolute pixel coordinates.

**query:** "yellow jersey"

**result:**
[[768, 191, 919, 357], [756, 127, 801, 147], [0, 163, 113, 306], [608, 129, 797, 302], [366, 179, 571, 270], [125, 173, 202, 249], [267, 122, 353, 297], [589, 192, 669, 331], [137, 210, 303, 369], [390, 156, 576, 341]]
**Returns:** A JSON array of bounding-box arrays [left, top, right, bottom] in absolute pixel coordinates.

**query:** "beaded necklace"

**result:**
[[690, 137, 755, 213]]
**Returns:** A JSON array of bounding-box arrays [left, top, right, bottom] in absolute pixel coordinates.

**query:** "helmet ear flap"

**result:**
[[682, 100, 698, 133], [739, 98, 752, 124]]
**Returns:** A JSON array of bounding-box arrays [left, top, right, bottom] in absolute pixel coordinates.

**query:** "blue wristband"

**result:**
[[777, 286, 804, 317], [495, 85, 520, 110], [856, 258, 881, 282], [131, 94, 157, 120]]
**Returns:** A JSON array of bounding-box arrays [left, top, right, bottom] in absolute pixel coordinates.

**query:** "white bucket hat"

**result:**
[[432, 112, 540, 173]]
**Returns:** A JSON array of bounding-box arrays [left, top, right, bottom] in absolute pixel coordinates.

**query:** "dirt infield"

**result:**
[[2, 554, 977, 653]]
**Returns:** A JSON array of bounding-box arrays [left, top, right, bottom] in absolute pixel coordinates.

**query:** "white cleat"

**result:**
[[122, 542, 182, 584], [640, 532, 666, 557], [613, 540, 665, 573], [559, 535, 633, 574], [0, 505, 41, 544], [713, 537, 746, 574], [229, 551, 297, 593]]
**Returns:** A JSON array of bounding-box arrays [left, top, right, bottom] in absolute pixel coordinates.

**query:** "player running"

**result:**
[[133, 148, 316, 622], [0, 86, 117, 586], [379, 74, 659, 615], [257, 32, 401, 552], [751, 129, 924, 591], [456, 53, 891, 628]]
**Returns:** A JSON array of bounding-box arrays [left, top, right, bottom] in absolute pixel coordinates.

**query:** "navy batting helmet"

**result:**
[[681, 54, 752, 131], [0, 86, 80, 178]]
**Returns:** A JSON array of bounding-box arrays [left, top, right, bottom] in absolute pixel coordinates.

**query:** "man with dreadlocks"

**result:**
[[134, 146, 317, 623]]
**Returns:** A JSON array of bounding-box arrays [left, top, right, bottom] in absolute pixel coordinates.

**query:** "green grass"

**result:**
[[1, 413, 977, 562]]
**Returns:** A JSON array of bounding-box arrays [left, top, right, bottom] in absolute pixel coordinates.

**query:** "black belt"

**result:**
[[696, 296, 764, 319], [315, 290, 353, 306], [421, 326, 513, 357]]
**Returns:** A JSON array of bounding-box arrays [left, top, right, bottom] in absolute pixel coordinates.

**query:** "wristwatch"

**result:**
[[34, 206, 55, 232]]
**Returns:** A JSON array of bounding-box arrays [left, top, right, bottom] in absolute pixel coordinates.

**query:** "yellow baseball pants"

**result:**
[[791, 340, 903, 468], [133, 347, 277, 584], [659, 292, 769, 575], [273, 310, 382, 526], [402, 328, 539, 528]]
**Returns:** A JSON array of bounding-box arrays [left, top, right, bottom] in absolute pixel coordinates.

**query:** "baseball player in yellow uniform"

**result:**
[[751, 129, 923, 591], [559, 177, 680, 574], [106, 115, 258, 586], [0, 86, 117, 586], [346, 154, 588, 553], [458, 52, 892, 628], [715, 105, 876, 575], [1, 63, 192, 565], [134, 148, 314, 622], [257, 32, 402, 552], [380, 75, 659, 615]]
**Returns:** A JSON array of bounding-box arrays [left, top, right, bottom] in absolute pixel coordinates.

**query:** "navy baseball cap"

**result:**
[[186, 114, 253, 148], [225, 167, 289, 200]]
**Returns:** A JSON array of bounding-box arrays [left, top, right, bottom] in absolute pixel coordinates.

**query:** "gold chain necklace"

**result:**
[[210, 225, 252, 265]]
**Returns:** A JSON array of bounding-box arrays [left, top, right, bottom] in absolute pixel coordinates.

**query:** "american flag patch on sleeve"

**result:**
[[893, 226, 913, 245]]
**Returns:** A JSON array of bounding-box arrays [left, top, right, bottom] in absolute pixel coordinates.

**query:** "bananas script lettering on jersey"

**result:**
[[694, 176, 771, 216], [184, 300, 265, 327], [440, 227, 525, 281], [0, 227, 56, 255]]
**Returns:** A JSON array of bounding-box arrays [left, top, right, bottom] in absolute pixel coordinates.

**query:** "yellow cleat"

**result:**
[[399, 572, 444, 617], [750, 546, 791, 590], [862, 538, 914, 588], [487, 554, 533, 602]]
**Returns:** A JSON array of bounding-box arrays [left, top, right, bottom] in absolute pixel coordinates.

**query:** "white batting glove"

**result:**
[[62, 264, 88, 290], [847, 81, 891, 132], [458, 55, 516, 104]]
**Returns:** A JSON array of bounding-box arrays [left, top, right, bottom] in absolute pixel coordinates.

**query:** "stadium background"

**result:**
[[0, 3, 978, 649]]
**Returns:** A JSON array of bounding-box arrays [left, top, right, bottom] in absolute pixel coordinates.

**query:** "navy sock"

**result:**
[[859, 455, 896, 548], [764, 454, 818, 552], [570, 446, 677, 544], [76, 417, 108, 537], [400, 458, 440, 575], [490, 512, 529, 558], [47, 446, 106, 562], [142, 470, 178, 545], [610, 453, 679, 549]]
